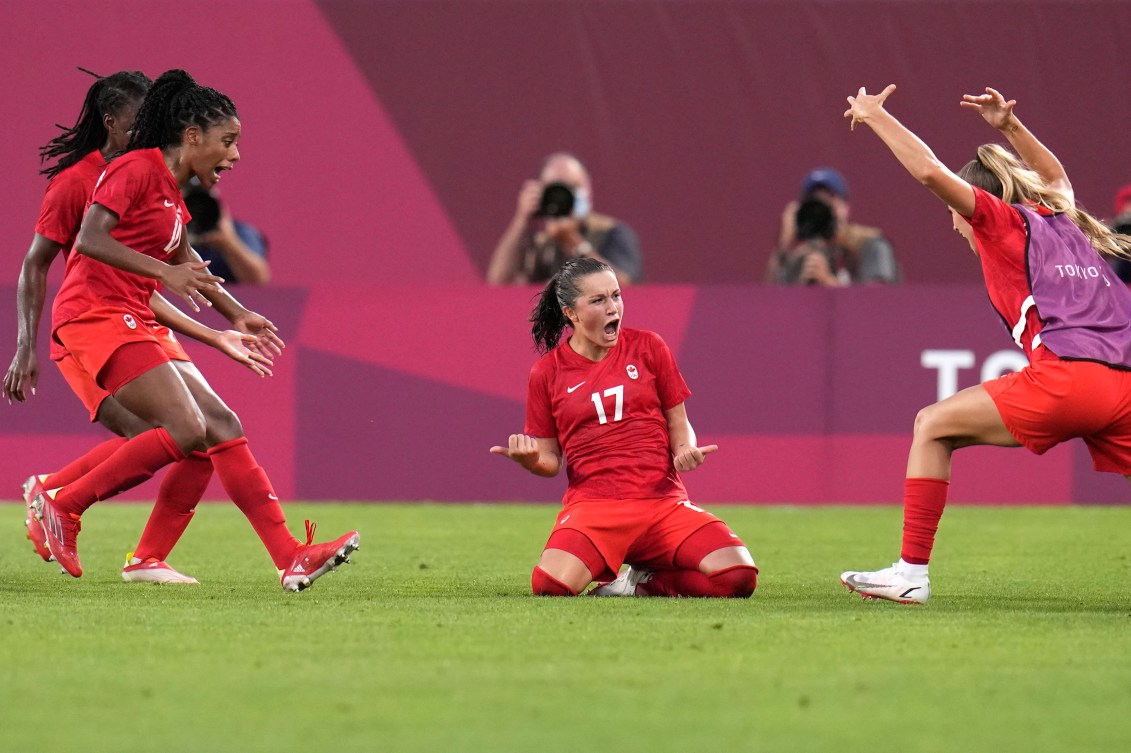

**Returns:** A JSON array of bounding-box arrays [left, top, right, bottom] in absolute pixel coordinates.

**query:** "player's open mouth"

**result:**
[[604, 319, 620, 339], [212, 164, 231, 182]]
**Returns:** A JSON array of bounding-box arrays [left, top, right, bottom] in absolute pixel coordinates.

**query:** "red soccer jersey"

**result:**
[[52, 148, 189, 330], [966, 186, 1051, 361], [524, 327, 692, 504], [34, 150, 107, 257]]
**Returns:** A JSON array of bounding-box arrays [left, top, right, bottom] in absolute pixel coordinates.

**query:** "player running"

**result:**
[[32, 69, 359, 591]]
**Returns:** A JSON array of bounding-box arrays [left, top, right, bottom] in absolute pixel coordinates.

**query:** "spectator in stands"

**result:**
[[486, 152, 642, 286], [768, 198, 844, 286], [767, 167, 900, 284], [1106, 184, 1131, 283], [183, 180, 270, 284]]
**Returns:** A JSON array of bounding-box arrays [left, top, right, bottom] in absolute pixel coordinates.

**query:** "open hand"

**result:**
[[216, 330, 275, 377], [845, 84, 897, 130], [163, 261, 223, 312], [960, 87, 1016, 131]]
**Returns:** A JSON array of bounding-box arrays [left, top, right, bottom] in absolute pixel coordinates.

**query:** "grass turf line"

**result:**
[[1, 502, 1130, 753]]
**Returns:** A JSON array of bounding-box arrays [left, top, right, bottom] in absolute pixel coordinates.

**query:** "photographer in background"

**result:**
[[183, 180, 271, 285], [486, 152, 642, 286], [768, 167, 900, 285], [768, 198, 845, 286]]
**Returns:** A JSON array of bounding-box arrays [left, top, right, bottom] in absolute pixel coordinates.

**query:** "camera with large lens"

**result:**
[[183, 183, 222, 236], [535, 181, 575, 218]]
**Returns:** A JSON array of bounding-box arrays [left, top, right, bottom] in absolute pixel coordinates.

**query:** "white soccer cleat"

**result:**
[[841, 562, 930, 604], [589, 566, 653, 597], [121, 554, 200, 584]]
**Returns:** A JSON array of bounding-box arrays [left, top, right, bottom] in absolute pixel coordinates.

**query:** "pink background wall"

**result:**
[[2, 1, 1130, 504]]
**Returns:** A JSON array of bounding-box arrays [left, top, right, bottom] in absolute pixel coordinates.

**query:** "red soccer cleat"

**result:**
[[21, 475, 53, 562], [280, 520, 359, 592], [33, 488, 83, 577]]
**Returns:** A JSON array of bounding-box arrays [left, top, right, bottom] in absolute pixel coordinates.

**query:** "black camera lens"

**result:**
[[535, 182, 575, 218]]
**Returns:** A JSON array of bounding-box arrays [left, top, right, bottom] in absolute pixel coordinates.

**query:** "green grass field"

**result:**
[[2, 501, 1130, 753]]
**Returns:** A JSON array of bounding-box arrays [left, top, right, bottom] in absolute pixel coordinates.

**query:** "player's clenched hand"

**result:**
[[490, 433, 542, 469], [673, 444, 718, 472], [163, 261, 223, 312]]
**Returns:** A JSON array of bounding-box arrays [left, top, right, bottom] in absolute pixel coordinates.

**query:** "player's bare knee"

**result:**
[[205, 406, 244, 444]]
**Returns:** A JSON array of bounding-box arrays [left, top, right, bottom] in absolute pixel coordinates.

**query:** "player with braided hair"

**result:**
[[8, 69, 277, 584], [491, 257, 758, 598], [32, 69, 359, 592]]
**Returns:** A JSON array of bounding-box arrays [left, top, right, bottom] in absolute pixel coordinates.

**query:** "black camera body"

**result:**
[[183, 184, 222, 235], [535, 181, 575, 218]]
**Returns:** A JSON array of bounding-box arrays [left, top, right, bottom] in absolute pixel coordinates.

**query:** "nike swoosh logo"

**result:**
[[845, 574, 922, 595], [164, 200, 175, 207], [268, 494, 279, 500], [566, 382, 585, 393]]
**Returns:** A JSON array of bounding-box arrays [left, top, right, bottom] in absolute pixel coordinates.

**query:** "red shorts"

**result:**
[[543, 495, 746, 581], [53, 307, 190, 420], [984, 357, 1131, 473]]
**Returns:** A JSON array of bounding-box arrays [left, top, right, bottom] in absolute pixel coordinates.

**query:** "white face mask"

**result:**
[[572, 187, 591, 219]]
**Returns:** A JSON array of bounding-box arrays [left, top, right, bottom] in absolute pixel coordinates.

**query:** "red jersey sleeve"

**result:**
[[523, 359, 557, 438], [647, 332, 691, 411], [34, 171, 89, 246], [91, 158, 150, 221]]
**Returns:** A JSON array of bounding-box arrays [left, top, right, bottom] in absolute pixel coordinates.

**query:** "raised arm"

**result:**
[[3, 235, 64, 402], [486, 180, 542, 285], [845, 85, 976, 218], [960, 87, 1073, 204]]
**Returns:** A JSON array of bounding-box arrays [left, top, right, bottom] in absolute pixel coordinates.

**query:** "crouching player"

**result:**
[[491, 258, 757, 597]]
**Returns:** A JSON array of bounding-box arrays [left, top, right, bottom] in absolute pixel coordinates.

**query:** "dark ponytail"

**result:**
[[39, 69, 151, 179], [128, 69, 238, 152], [530, 258, 613, 353]]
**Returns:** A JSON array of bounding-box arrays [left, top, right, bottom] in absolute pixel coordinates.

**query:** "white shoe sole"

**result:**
[[281, 534, 360, 592]]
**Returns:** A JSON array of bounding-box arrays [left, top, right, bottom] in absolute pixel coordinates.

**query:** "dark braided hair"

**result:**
[[39, 69, 152, 179], [128, 69, 238, 152], [530, 258, 614, 354]]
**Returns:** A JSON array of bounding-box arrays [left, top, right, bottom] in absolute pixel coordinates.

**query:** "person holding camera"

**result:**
[[767, 167, 900, 285], [486, 152, 642, 286], [183, 180, 270, 285], [767, 198, 845, 286]]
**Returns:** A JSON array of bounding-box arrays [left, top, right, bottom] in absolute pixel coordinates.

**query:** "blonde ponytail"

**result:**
[[959, 144, 1131, 259]]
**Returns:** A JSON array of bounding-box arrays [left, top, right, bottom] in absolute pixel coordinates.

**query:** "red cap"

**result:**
[[1114, 184, 1131, 216]]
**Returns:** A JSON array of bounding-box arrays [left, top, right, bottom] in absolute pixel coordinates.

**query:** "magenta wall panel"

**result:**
[[4, 1, 1131, 288], [2, 2, 1129, 505], [3, 283, 1126, 505]]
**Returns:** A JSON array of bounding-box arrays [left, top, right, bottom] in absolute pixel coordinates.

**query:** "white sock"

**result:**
[[897, 559, 929, 580]]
